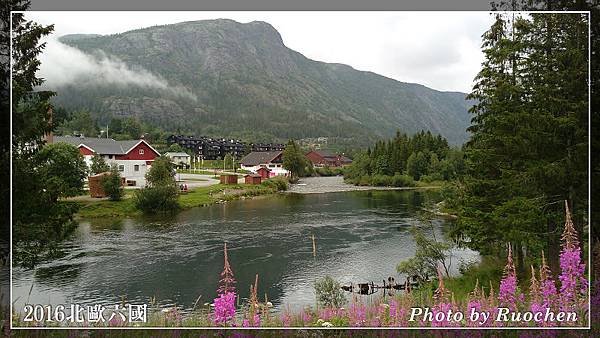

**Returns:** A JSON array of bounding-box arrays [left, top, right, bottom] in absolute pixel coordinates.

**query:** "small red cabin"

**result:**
[[220, 174, 238, 185], [244, 174, 262, 185], [256, 167, 272, 179]]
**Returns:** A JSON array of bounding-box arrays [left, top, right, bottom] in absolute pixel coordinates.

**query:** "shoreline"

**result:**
[[286, 185, 440, 194], [72, 176, 443, 219], [73, 183, 280, 219], [286, 176, 440, 194]]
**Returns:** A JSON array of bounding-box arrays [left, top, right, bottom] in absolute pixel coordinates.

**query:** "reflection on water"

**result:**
[[12, 190, 478, 313]]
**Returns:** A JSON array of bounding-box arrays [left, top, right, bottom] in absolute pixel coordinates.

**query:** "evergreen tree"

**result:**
[[282, 139, 306, 180], [10, 7, 92, 267], [1, 1, 31, 242], [134, 156, 179, 214], [454, 13, 589, 273], [101, 165, 124, 201], [90, 153, 110, 174], [407, 151, 429, 181], [145, 155, 176, 187]]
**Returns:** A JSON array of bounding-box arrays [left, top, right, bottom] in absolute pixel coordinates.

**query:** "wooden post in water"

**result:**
[[312, 234, 316, 257]]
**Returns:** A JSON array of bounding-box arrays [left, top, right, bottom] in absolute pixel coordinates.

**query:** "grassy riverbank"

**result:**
[[73, 182, 285, 218]]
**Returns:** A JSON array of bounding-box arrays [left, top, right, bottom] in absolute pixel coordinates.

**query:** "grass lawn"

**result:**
[[74, 183, 279, 218]]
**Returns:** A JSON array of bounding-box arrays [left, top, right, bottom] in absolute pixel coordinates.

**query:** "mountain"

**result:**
[[54, 19, 473, 145]]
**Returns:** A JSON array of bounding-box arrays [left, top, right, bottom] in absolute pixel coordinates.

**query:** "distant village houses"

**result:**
[[239, 151, 289, 178], [53, 135, 160, 187], [305, 150, 352, 167], [164, 152, 191, 168], [166, 134, 285, 160]]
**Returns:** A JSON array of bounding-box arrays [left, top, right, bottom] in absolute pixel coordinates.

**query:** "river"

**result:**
[[12, 188, 478, 314]]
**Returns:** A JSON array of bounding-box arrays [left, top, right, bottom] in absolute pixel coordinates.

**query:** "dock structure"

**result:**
[[340, 277, 424, 295]]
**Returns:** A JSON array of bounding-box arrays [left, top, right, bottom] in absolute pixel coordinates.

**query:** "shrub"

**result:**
[[371, 174, 393, 186], [261, 176, 288, 191], [391, 173, 415, 187], [146, 156, 176, 187], [101, 166, 124, 201], [314, 276, 346, 309], [315, 167, 344, 177], [358, 175, 371, 186], [420, 173, 443, 183], [134, 185, 179, 214]]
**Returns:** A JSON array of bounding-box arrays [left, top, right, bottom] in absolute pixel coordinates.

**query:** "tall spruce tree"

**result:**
[[454, 13, 588, 274]]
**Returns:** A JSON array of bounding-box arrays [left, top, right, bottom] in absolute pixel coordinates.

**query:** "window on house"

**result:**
[[134, 165, 139, 172], [268, 164, 275, 168], [139, 149, 144, 155], [118, 165, 124, 172]]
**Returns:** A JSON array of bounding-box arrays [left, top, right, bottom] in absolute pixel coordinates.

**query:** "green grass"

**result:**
[[75, 183, 280, 218], [410, 255, 504, 304], [72, 198, 139, 218]]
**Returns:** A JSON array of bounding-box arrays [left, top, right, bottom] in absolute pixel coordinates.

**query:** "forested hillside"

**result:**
[[51, 19, 473, 145]]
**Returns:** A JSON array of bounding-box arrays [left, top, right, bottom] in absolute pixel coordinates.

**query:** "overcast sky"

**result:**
[[24, 11, 495, 93]]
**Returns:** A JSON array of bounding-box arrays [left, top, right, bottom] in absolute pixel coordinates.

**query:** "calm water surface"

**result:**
[[12, 190, 478, 313]]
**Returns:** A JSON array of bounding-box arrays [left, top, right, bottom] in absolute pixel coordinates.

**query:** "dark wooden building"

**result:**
[[220, 174, 239, 185], [244, 174, 262, 185]]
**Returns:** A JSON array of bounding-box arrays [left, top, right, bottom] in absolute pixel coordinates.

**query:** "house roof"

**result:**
[[244, 173, 262, 178], [164, 152, 190, 157], [240, 151, 282, 166], [54, 136, 159, 156], [309, 150, 338, 158]]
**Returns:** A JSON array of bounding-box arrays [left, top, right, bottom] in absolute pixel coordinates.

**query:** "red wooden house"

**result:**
[[305, 150, 352, 167], [53, 136, 161, 187]]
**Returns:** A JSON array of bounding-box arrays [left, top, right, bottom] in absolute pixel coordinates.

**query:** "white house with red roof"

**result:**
[[54, 136, 161, 187]]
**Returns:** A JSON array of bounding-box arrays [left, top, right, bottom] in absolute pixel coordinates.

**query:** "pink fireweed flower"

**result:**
[[218, 242, 236, 295], [558, 201, 588, 311], [529, 265, 549, 326], [299, 309, 312, 325], [349, 302, 367, 326], [213, 291, 236, 326], [467, 279, 484, 327], [498, 244, 524, 312], [388, 299, 398, 326], [280, 311, 292, 327], [539, 250, 558, 312], [430, 266, 460, 327], [592, 280, 600, 323]]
